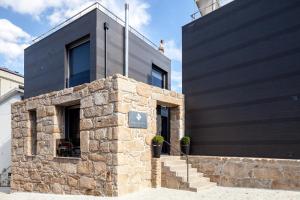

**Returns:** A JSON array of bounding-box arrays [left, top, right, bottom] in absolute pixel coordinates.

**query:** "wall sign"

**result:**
[[128, 111, 147, 129]]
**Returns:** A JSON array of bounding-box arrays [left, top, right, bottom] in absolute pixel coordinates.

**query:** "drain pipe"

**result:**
[[124, 3, 129, 77], [104, 22, 109, 78]]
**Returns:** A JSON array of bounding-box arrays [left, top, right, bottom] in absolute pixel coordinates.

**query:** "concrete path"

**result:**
[[1, 186, 300, 200]]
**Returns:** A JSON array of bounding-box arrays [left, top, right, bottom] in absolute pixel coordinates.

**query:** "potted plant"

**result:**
[[152, 135, 164, 158], [180, 136, 190, 155]]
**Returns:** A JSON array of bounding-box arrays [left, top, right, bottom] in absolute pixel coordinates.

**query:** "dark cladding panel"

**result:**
[[182, 0, 300, 159], [24, 10, 97, 98], [25, 9, 171, 98], [95, 10, 171, 89]]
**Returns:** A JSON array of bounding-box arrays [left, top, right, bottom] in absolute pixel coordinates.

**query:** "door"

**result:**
[[157, 105, 170, 154]]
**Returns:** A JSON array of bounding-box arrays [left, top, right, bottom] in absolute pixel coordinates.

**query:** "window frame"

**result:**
[[151, 64, 168, 89], [66, 36, 91, 88], [56, 104, 81, 158]]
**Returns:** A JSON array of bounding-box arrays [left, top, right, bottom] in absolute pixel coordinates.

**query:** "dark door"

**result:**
[[157, 106, 170, 154]]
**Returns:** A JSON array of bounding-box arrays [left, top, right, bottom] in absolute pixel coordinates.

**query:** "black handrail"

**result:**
[[163, 140, 189, 183]]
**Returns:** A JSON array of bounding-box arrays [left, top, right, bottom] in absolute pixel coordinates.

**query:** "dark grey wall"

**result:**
[[25, 9, 170, 98], [95, 10, 171, 87], [182, 0, 300, 159], [24, 11, 97, 98]]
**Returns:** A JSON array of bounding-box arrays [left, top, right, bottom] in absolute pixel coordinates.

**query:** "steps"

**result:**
[[161, 156, 216, 192]]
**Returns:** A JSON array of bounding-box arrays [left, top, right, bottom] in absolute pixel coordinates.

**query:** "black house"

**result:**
[[182, 0, 300, 159], [24, 3, 170, 98]]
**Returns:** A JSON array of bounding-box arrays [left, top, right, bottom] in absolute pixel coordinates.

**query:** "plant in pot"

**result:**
[[180, 136, 190, 155], [152, 135, 164, 158]]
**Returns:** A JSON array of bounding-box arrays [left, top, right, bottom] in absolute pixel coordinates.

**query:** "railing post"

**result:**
[[186, 155, 189, 183]]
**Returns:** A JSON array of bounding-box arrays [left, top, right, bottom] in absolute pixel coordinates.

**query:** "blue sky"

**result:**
[[0, 0, 233, 92]]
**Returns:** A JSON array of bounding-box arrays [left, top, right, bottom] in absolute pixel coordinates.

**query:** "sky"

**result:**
[[0, 0, 233, 92]]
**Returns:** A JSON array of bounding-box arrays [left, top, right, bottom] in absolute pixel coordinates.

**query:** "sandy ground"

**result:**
[[1, 186, 300, 200]]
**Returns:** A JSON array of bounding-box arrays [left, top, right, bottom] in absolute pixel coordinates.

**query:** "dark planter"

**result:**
[[152, 143, 163, 158], [181, 144, 190, 155]]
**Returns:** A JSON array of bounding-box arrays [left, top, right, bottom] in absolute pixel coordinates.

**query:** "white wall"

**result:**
[[0, 94, 21, 172]]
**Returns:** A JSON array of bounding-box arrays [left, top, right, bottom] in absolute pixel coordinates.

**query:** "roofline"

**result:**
[[0, 67, 24, 78], [0, 87, 24, 104], [29, 2, 163, 55]]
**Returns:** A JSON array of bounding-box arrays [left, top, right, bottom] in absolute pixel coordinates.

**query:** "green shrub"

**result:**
[[152, 135, 164, 144], [181, 136, 190, 145]]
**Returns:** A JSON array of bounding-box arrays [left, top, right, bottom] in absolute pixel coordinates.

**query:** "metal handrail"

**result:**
[[191, 0, 233, 20], [163, 140, 189, 183], [31, 2, 159, 50]]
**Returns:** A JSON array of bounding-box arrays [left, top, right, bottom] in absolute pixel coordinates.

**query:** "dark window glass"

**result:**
[[152, 65, 167, 89], [68, 41, 90, 87], [57, 106, 80, 157]]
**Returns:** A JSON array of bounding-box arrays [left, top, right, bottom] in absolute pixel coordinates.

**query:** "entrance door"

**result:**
[[157, 105, 170, 154]]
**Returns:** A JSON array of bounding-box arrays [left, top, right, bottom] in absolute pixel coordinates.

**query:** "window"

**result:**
[[29, 110, 37, 155], [151, 65, 168, 89], [56, 105, 80, 157], [68, 40, 90, 87]]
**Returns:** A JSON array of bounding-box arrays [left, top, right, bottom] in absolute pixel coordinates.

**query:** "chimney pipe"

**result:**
[[124, 3, 129, 77]]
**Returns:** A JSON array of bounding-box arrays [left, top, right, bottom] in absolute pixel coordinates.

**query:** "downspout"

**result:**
[[104, 22, 109, 78], [124, 3, 129, 77]]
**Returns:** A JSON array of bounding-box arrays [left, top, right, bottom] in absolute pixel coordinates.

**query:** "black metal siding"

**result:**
[[182, 0, 300, 159], [24, 9, 171, 98], [24, 11, 97, 98], [95, 10, 171, 87]]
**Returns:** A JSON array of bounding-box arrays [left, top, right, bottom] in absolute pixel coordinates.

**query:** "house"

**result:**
[[0, 67, 24, 186], [10, 2, 216, 196]]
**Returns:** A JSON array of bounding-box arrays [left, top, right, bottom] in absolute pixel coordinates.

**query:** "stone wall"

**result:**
[[188, 156, 300, 191], [11, 74, 184, 196]]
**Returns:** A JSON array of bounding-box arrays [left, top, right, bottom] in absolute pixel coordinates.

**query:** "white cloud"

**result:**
[[171, 69, 182, 92], [164, 40, 182, 62], [0, 19, 31, 65], [0, 0, 151, 30]]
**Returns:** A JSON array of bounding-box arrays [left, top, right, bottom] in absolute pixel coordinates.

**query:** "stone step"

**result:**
[[189, 182, 217, 192], [161, 156, 216, 192], [163, 160, 188, 165]]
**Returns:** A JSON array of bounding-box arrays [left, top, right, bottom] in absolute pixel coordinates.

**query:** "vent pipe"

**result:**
[[195, 0, 220, 16], [124, 3, 129, 77]]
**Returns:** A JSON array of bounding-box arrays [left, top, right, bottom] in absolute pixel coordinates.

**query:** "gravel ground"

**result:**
[[1, 186, 300, 200]]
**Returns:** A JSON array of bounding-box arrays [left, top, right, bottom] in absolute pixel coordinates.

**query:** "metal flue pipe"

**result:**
[[124, 3, 129, 77]]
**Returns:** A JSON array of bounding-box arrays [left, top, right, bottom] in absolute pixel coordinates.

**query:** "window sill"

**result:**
[[53, 156, 81, 161]]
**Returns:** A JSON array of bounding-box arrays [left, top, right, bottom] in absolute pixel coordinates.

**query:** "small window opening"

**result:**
[[29, 110, 37, 155], [56, 105, 80, 157]]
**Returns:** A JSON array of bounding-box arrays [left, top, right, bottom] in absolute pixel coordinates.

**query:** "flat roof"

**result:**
[[0, 67, 24, 78]]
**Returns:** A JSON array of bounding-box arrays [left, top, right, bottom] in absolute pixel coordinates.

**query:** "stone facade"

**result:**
[[11, 74, 184, 196], [188, 156, 300, 191]]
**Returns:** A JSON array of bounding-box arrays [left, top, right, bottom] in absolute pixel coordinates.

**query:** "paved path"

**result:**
[[1, 186, 300, 200]]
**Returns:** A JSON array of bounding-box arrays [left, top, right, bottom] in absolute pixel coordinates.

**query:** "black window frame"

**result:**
[[151, 64, 168, 89], [66, 37, 91, 88]]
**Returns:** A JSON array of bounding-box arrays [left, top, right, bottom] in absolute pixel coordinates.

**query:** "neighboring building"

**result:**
[[182, 0, 300, 159], [0, 67, 23, 96], [24, 3, 170, 99], [0, 67, 24, 186]]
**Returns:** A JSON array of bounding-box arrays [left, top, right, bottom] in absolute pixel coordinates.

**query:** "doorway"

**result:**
[[157, 105, 170, 154]]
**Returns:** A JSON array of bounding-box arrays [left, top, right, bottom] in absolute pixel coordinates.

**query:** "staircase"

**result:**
[[161, 156, 216, 192]]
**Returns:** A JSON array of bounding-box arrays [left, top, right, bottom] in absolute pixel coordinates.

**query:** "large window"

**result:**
[[56, 105, 80, 157], [68, 40, 90, 87], [151, 65, 168, 89]]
